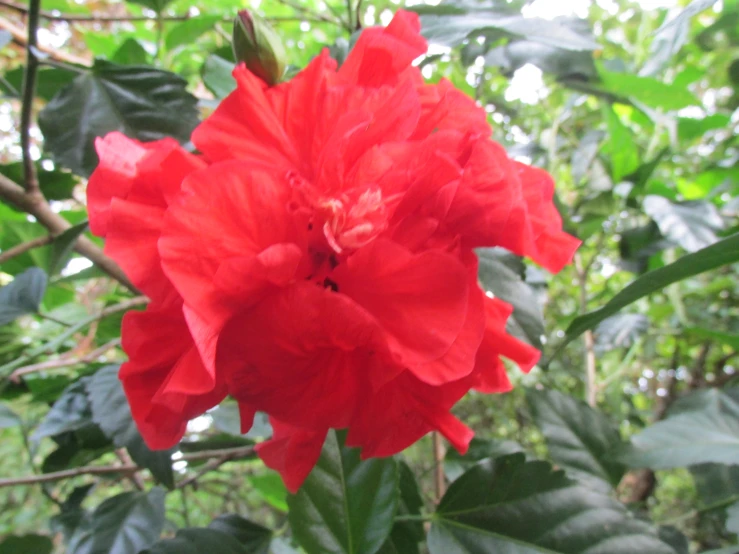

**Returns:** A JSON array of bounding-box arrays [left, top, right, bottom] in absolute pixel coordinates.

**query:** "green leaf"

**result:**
[[603, 104, 640, 182], [684, 327, 739, 349], [111, 38, 150, 65], [619, 389, 739, 469], [619, 221, 671, 273], [166, 16, 221, 50], [594, 313, 649, 352], [0, 162, 78, 201], [33, 379, 93, 440], [87, 365, 175, 489], [48, 221, 89, 277], [598, 66, 700, 110], [0, 535, 53, 554], [0, 403, 20, 428], [657, 0, 720, 35], [559, 233, 739, 349], [125, 0, 175, 14], [0, 267, 48, 326], [526, 389, 626, 491], [249, 472, 288, 512], [692, 463, 739, 507], [1, 67, 77, 102], [38, 60, 199, 177], [142, 514, 272, 554], [68, 488, 165, 554], [477, 248, 545, 348], [644, 195, 724, 252], [429, 453, 676, 553], [202, 55, 236, 99], [678, 114, 731, 141], [287, 430, 399, 554]]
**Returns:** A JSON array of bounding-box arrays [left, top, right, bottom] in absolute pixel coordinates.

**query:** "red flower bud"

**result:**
[[232, 10, 287, 86]]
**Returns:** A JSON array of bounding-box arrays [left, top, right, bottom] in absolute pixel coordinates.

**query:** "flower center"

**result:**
[[287, 170, 388, 255]]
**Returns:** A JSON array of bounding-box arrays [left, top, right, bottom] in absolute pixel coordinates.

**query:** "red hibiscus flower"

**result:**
[[87, 10, 580, 492]]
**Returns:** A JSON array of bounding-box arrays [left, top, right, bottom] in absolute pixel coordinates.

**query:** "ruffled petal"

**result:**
[[333, 239, 469, 375], [120, 304, 227, 449], [338, 10, 426, 87], [256, 420, 327, 493]]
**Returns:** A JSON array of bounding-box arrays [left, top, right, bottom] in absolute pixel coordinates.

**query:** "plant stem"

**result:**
[[432, 431, 446, 501]]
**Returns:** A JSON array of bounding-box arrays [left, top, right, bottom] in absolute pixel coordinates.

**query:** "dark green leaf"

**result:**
[[141, 530, 252, 554], [419, 13, 598, 50], [87, 365, 175, 489], [692, 463, 739, 507], [288, 430, 399, 554], [38, 60, 199, 177], [48, 221, 89, 277], [429, 454, 676, 553], [166, 16, 221, 50], [67, 488, 165, 554], [618, 389, 739, 469], [619, 221, 671, 273], [644, 195, 724, 252], [0, 535, 53, 554], [594, 313, 649, 352], [202, 55, 236, 99], [208, 514, 273, 554], [559, 233, 739, 348], [526, 389, 626, 491], [378, 462, 424, 554], [142, 514, 273, 554], [477, 248, 545, 348], [445, 437, 525, 482], [33, 379, 93, 441], [0, 267, 48, 326]]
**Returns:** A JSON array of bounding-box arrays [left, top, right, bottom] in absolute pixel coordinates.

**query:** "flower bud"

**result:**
[[232, 10, 287, 86]]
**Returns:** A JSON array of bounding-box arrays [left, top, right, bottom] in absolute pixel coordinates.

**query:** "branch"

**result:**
[[0, 16, 89, 66], [10, 338, 121, 381], [19, 0, 40, 193], [0, 1, 334, 24], [0, 174, 138, 293], [0, 234, 52, 265], [0, 445, 256, 487]]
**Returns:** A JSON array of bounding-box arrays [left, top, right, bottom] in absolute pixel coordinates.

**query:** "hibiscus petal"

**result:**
[[256, 420, 327, 493], [338, 10, 426, 87], [334, 239, 469, 371], [120, 305, 227, 449]]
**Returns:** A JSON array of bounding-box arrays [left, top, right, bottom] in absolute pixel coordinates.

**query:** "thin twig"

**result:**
[[0, 234, 52, 265], [0, 173, 138, 293], [0, 445, 255, 487], [10, 338, 121, 381], [19, 0, 40, 193], [273, 0, 340, 25]]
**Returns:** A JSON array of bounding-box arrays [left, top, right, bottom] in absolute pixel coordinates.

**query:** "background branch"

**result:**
[[0, 235, 52, 265], [0, 174, 138, 293], [0, 445, 256, 487]]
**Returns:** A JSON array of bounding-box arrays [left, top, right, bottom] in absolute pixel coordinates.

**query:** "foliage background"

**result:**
[[0, 0, 738, 552]]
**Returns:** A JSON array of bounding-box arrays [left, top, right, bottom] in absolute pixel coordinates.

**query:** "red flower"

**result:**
[[88, 10, 579, 492]]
